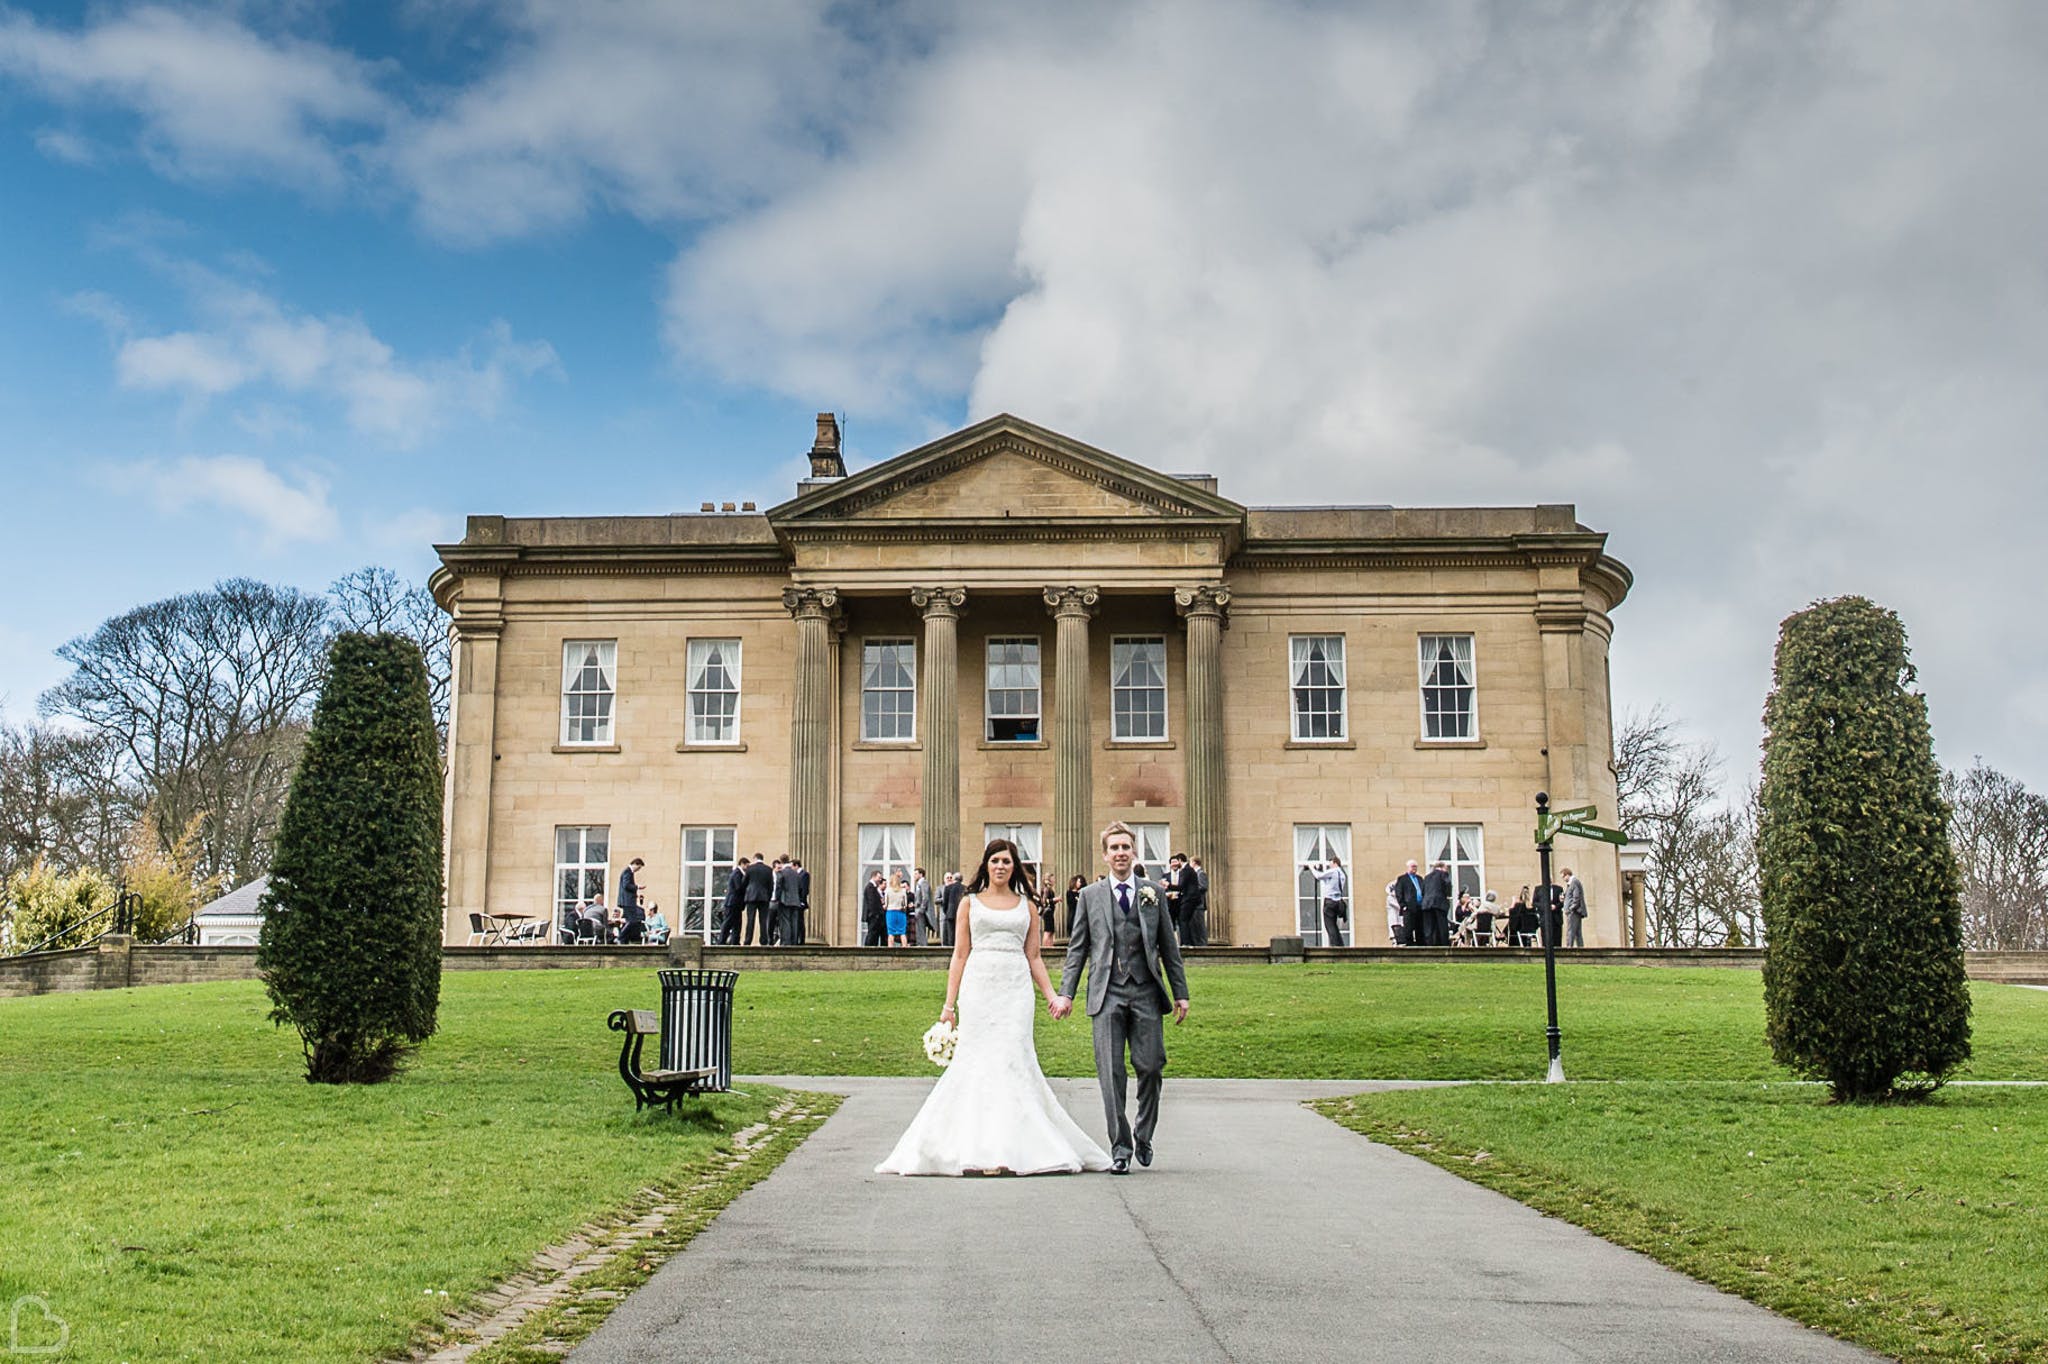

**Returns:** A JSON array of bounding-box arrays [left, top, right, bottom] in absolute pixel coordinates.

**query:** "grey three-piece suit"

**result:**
[[1059, 876, 1190, 1163]]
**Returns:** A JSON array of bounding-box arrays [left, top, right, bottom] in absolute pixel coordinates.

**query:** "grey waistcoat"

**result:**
[[1112, 894, 1157, 989]]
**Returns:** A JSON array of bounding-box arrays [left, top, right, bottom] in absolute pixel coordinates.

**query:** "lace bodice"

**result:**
[[964, 895, 1030, 953]]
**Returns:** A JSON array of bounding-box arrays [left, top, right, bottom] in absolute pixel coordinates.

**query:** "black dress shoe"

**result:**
[[1135, 1142, 1152, 1167], [1110, 1157, 1129, 1175]]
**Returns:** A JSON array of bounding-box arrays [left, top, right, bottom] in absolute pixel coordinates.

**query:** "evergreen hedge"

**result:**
[[258, 633, 443, 1083], [1758, 596, 1971, 1101]]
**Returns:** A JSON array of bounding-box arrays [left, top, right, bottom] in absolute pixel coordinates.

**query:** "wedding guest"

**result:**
[[913, 867, 935, 946], [644, 905, 670, 946], [1175, 854, 1207, 945], [1314, 855, 1350, 946], [720, 856, 748, 945], [1417, 861, 1453, 947], [939, 870, 964, 946], [1562, 868, 1588, 947], [742, 851, 774, 946], [1507, 885, 1539, 946], [773, 854, 805, 947], [1392, 859, 1425, 945], [1037, 879, 1058, 938], [1385, 878, 1406, 946], [617, 857, 646, 943], [1164, 854, 1184, 935], [1064, 874, 1085, 939], [792, 857, 811, 946], [885, 870, 910, 947], [577, 889, 610, 944], [862, 871, 888, 946]]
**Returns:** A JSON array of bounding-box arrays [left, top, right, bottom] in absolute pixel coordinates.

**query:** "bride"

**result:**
[[876, 838, 1111, 1176]]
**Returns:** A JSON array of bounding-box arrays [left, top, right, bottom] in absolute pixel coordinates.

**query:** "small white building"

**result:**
[[194, 876, 269, 946]]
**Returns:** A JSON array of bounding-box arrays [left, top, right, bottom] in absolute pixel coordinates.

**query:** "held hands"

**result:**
[[1048, 994, 1073, 1020]]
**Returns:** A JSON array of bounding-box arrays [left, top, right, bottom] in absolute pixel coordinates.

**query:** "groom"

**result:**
[[1051, 820, 1191, 1174]]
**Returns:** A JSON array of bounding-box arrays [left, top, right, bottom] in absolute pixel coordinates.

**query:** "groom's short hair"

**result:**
[[1099, 819, 1136, 851]]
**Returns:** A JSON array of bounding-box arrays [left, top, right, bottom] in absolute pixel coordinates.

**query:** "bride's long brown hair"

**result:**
[[966, 837, 1037, 899]]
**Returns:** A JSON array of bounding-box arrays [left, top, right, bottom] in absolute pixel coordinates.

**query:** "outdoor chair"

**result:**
[[466, 911, 495, 946], [574, 917, 601, 945], [1470, 912, 1497, 947]]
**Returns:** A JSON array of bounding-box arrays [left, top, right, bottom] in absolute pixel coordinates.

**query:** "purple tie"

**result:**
[[1118, 883, 1131, 917]]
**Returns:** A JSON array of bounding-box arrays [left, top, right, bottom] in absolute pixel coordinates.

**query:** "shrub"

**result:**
[[3, 862, 115, 954], [258, 633, 444, 1083], [1758, 597, 1971, 1101], [122, 811, 221, 942]]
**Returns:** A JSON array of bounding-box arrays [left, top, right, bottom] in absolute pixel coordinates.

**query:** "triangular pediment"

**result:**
[[767, 414, 1245, 527]]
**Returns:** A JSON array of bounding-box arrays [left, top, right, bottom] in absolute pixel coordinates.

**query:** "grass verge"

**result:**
[[1316, 1083, 2048, 1364]]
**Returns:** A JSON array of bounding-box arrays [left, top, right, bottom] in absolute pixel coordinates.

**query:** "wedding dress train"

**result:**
[[876, 896, 1111, 1176]]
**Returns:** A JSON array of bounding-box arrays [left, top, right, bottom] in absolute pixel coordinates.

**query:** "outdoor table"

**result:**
[[491, 912, 535, 945]]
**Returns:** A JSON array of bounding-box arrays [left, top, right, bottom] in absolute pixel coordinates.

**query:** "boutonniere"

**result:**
[[1138, 885, 1159, 907]]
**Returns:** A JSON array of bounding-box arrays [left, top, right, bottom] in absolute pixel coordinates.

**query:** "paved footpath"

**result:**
[[571, 1077, 1880, 1364]]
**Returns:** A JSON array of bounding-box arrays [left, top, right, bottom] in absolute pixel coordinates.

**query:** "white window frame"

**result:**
[[1288, 634, 1348, 742], [984, 636, 1043, 743], [858, 824, 917, 905], [1128, 823, 1172, 879], [679, 825, 737, 943], [553, 826, 611, 928], [1294, 824, 1352, 947], [861, 638, 918, 742], [685, 638, 743, 746], [1111, 636, 1169, 742], [981, 822, 1044, 892], [1425, 824, 1487, 902], [1418, 633, 1479, 742], [559, 640, 618, 746]]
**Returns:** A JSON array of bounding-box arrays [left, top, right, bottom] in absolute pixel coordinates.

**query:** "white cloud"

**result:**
[[33, 125, 97, 164], [0, 5, 388, 188], [84, 265, 559, 445], [123, 454, 339, 548], [650, 1, 2048, 786]]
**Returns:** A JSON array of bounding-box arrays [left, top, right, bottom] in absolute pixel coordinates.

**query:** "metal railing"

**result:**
[[18, 886, 143, 956]]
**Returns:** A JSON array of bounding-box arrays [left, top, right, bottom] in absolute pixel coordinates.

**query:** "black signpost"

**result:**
[[1532, 792, 1628, 1084]]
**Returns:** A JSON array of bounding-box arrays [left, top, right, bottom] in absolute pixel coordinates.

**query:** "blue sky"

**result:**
[[3, 2, 2045, 791]]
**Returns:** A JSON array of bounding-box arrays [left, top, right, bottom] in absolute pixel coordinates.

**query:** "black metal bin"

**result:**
[[658, 968, 737, 1091]]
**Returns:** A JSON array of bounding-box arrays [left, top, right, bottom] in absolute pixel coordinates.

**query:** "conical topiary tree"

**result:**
[[1758, 596, 1971, 1101], [259, 632, 444, 1083]]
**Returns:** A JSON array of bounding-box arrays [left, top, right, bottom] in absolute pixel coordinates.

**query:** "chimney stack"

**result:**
[[808, 412, 846, 480]]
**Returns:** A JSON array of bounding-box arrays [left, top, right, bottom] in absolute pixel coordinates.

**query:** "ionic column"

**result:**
[[1044, 586, 1100, 891], [1176, 585, 1230, 941], [911, 587, 966, 882], [782, 587, 843, 937]]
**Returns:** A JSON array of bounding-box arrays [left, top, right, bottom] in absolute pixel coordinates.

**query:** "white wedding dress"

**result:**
[[876, 896, 1112, 1176]]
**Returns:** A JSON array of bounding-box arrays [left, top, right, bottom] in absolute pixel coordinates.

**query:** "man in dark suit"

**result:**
[[1174, 853, 1207, 945], [1418, 860, 1453, 947], [793, 858, 811, 945], [742, 852, 774, 946], [720, 856, 748, 944], [940, 871, 964, 945], [1536, 880, 1565, 948], [772, 854, 804, 947], [1392, 859, 1425, 946], [616, 857, 646, 944], [861, 871, 887, 946]]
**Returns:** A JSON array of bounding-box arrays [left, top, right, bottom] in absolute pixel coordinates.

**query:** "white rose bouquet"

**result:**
[[922, 1019, 958, 1068]]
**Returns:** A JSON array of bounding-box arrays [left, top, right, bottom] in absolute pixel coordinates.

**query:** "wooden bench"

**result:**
[[607, 1009, 719, 1112]]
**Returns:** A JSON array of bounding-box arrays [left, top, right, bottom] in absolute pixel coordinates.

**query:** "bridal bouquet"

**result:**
[[922, 1019, 958, 1068]]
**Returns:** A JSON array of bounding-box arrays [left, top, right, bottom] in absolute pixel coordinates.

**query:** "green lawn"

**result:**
[[1318, 1083, 2048, 1364], [2, 963, 2041, 1361], [727, 960, 2047, 1081], [0, 978, 800, 1363]]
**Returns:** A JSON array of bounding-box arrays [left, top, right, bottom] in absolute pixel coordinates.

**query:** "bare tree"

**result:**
[[1615, 708, 1762, 946], [41, 579, 332, 887], [0, 722, 140, 885], [328, 566, 451, 744], [1945, 760, 2048, 950]]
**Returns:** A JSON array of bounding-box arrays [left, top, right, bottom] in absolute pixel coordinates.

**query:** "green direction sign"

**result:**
[[1557, 820, 1629, 846]]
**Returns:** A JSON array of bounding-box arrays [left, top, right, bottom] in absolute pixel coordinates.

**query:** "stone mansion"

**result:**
[[431, 413, 1633, 948]]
